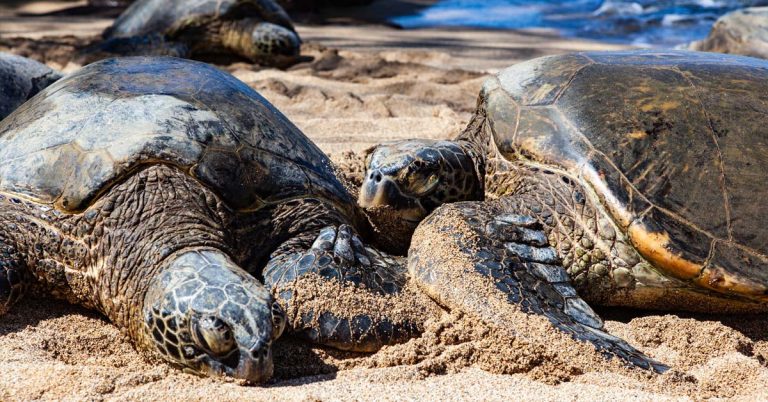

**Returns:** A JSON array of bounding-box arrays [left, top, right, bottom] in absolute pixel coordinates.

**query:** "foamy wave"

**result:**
[[593, 2, 644, 17], [392, 0, 768, 46], [398, 5, 542, 27]]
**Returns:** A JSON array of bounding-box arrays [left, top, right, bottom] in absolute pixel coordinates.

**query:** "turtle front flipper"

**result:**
[[264, 225, 434, 352], [0, 242, 28, 315], [410, 200, 668, 373]]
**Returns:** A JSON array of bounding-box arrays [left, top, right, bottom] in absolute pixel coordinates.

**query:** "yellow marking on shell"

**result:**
[[627, 222, 701, 280], [520, 137, 543, 154], [640, 100, 681, 113], [697, 264, 768, 299], [529, 83, 556, 104], [627, 130, 647, 140], [635, 84, 653, 93], [581, 165, 634, 229]]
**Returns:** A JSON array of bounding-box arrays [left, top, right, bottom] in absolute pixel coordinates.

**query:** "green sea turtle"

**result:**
[[93, 0, 301, 66], [0, 53, 61, 120], [360, 50, 768, 371], [0, 56, 433, 382]]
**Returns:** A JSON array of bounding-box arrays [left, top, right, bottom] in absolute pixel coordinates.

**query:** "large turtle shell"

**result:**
[[0, 53, 61, 121], [482, 50, 768, 299], [0, 57, 353, 217], [105, 0, 295, 39]]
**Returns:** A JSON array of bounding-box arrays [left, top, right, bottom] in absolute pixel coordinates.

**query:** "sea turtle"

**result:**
[[92, 0, 301, 67], [0, 53, 61, 120], [0, 56, 431, 382], [360, 50, 768, 371]]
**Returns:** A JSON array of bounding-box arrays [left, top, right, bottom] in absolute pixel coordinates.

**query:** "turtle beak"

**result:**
[[235, 342, 273, 384], [359, 169, 427, 222], [359, 169, 406, 208]]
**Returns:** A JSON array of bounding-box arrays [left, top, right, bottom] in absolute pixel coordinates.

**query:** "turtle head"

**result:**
[[359, 139, 483, 224], [141, 250, 285, 384], [231, 21, 303, 68]]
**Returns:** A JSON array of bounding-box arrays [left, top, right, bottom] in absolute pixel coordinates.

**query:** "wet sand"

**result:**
[[3, 1, 768, 401]]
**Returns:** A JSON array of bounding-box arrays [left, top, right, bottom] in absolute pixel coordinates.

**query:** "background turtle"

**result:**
[[0, 56, 433, 383], [360, 50, 768, 371], [89, 0, 301, 67], [0, 52, 61, 120]]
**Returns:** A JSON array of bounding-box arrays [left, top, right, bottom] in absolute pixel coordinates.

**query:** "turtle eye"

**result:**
[[363, 145, 377, 168], [192, 316, 236, 357], [271, 302, 286, 340], [403, 159, 440, 196]]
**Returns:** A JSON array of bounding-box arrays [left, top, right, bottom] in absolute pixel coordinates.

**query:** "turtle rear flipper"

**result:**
[[409, 200, 668, 373], [264, 224, 432, 352]]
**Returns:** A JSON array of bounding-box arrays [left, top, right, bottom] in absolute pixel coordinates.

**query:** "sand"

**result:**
[[3, 1, 768, 401]]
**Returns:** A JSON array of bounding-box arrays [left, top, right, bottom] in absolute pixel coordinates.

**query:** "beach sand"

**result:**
[[2, 1, 768, 400]]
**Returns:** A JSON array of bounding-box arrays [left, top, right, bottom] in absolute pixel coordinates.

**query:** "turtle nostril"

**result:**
[[367, 170, 383, 183], [251, 344, 269, 361]]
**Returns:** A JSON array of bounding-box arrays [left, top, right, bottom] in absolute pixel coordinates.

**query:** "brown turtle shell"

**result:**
[[104, 0, 295, 39], [482, 50, 768, 299], [0, 52, 61, 121], [0, 57, 353, 217]]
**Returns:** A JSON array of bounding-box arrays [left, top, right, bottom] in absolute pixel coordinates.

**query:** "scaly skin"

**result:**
[[264, 225, 425, 352], [226, 189, 428, 352], [87, 19, 300, 66], [361, 72, 768, 372], [0, 55, 431, 382], [91, 0, 301, 66], [408, 200, 668, 372], [361, 112, 672, 370], [0, 161, 430, 375], [359, 138, 484, 223], [483, 157, 767, 312], [168, 17, 301, 66], [0, 165, 282, 382]]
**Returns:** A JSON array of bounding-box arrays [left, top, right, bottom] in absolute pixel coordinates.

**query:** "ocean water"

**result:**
[[392, 0, 768, 46]]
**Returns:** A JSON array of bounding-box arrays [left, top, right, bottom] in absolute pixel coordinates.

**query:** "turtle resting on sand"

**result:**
[[92, 0, 301, 67], [360, 50, 768, 371], [0, 53, 61, 120], [0, 56, 438, 382], [0, 54, 666, 382]]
